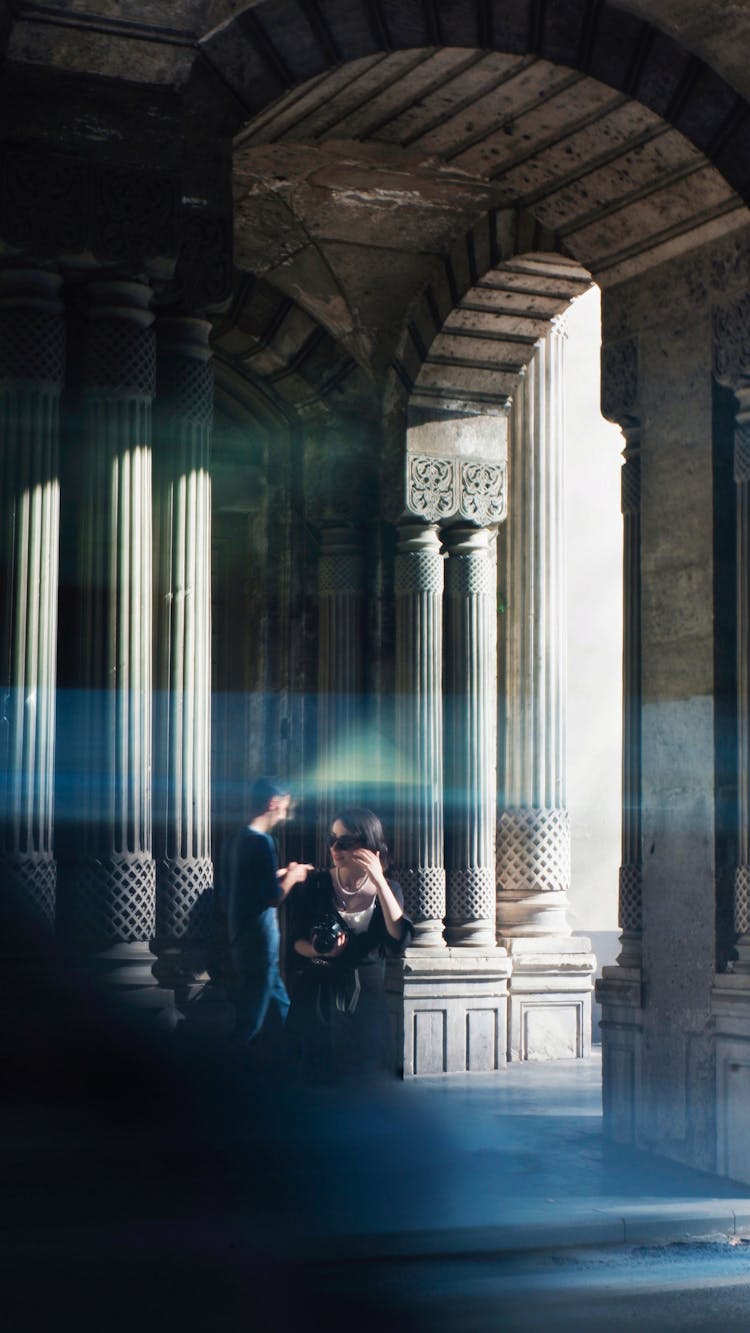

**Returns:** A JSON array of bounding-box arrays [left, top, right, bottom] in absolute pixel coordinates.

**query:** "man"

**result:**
[[223, 777, 311, 1059]]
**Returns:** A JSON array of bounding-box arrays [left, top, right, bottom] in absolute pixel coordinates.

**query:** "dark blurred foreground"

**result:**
[[2, 924, 455, 1333]]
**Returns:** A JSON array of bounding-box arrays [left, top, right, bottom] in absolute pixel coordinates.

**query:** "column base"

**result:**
[[501, 935, 596, 1061], [81, 942, 181, 1030], [386, 947, 511, 1076], [712, 971, 750, 1183], [597, 963, 643, 1144]]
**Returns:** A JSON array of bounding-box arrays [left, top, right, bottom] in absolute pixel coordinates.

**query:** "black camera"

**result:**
[[311, 915, 348, 956]]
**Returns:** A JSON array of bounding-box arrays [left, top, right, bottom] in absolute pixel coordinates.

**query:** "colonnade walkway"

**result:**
[[8, 968, 750, 1332], [264, 1050, 748, 1262]]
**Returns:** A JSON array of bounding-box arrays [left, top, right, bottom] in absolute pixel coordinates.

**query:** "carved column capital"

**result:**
[[601, 336, 639, 429], [406, 455, 507, 525], [714, 293, 750, 390]]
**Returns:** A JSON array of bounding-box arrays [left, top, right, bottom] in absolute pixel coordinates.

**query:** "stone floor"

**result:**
[[276, 1050, 750, 1259], [8, 984, 750, 1332]]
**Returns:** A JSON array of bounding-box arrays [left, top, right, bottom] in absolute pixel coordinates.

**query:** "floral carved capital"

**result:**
[[459, 461, 507, 524], [406, 454, 457, 522]]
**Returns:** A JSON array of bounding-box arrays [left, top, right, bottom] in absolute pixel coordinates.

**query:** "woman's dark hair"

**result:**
[[332, 806, 390, 870]]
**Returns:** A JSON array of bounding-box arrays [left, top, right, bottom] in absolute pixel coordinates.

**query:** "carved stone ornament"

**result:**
[[162, 206, 234, 312], [714, 294, 750, 388], [407, 455, 457, 522], [601, 337, 638, 425], [459, 461, 507, 524], [0, 145, 179, 272]]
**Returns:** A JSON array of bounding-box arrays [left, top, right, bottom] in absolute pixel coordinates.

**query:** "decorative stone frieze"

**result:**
[[0, 144, 179, 272], [444, 523, 497, 949], [0, 267, 65, 935], [393, 522, 446, 948], [153, 316, 214, 948]]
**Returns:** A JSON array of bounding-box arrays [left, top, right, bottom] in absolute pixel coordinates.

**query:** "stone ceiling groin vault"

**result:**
[[3, 1, 750, 425]]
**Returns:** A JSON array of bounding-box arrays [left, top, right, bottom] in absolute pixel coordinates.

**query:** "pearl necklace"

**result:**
[[335, 865, 370, 896]]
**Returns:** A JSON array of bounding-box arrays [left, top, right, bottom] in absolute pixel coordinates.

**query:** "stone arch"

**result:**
[[211, 270, 379, 426], [203, 2, 750, 201], [388, 206, 590, 415]]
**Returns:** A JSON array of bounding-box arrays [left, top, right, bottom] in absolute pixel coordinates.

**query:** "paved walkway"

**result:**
[[273, 1051, 750, 1260]]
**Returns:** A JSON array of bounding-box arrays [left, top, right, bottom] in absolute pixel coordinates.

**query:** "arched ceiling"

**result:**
[[5, 1, 750, 422]]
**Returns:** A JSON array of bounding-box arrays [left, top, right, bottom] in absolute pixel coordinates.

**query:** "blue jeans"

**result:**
[[235, 961, 290, 1045]]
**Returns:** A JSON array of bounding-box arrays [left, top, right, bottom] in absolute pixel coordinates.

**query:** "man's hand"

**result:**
[[277, 861, 313, 898]]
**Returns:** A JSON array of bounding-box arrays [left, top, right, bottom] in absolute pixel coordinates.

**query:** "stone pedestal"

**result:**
[[387, 949, 512, 1075], [505, 938, 595, 1061], [712, 972, 750, 1184], [498, 324, 594, 1056]]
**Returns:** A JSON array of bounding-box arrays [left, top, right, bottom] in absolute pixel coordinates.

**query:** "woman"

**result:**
[[285, 807, 413, 1082]]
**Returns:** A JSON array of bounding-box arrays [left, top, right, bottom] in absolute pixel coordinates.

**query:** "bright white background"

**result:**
[[565, 286, 623, 933]]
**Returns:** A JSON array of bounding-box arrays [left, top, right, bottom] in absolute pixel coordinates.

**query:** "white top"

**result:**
[[337, 900, 376, 934]]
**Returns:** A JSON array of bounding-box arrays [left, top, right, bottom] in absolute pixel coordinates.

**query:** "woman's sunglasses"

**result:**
[[328, 833, 361, 851]]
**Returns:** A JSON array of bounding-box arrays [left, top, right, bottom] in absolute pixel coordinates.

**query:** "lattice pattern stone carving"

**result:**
[[394, 551, 443, 595], [497, 808, 571, 893], [735, 864, 750, 937], [0, 311, 65, 385], [407, 455, 457, 522], [156, 857, 214, 941], [85, 320, 156, 397], [74, 855, 156, 946], [0, 854, 56, 930], [734, 423, 750, 483], [618, 863, 643, 932], [319, 553, 363, 594], [446, 552, 495, 597], [398, 865, 446, 922], [446, 866, 495, 921], [459, 461, 507, 524], [156, 355, 214, 427], [621, 455, 641, 516]]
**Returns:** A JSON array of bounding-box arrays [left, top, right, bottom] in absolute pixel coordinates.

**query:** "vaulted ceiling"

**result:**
[[4, 1, 750, 423]]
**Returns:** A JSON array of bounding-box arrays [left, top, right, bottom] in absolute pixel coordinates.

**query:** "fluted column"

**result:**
[[0, 267, 64, 936], [394, 522, 445, 947], [316, 523, 364, 857], [71, 278, 156, 952], [731, 387, 750, 967], [153, 317, 213, 951], [497, 325, 571, 937], [617, 426, 643, 967], [444, 523, 497, 948]]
